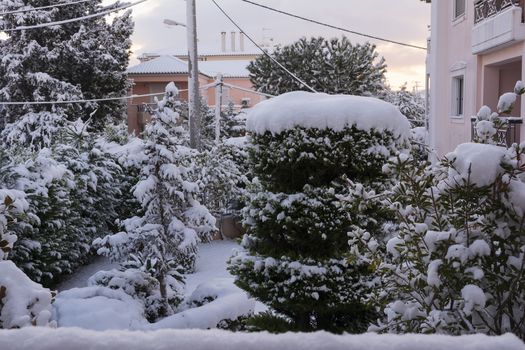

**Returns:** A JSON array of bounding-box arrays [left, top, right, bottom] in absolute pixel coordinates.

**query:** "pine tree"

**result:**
[[385, 84, 426, 128], [0, 0, 133, 147], [93, 84, 216, 319], [230, 93, 409, 333], [248, 37, 387, 96]]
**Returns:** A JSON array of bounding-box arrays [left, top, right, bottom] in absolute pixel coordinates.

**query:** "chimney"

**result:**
[[231, 31, 236, 52], [221, 31, 227, 52], [239, 32, 245, 52]]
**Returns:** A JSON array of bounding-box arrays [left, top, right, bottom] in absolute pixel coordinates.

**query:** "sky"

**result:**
[[128, 0, 431, 91]]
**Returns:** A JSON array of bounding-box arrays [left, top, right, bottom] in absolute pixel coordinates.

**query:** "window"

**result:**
[[454, 0, 466, 19], [452, 75, 465, 117]]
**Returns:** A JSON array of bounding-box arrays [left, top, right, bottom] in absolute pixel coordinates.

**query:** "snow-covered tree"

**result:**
[[373, 143, 525, 339], [370, 85, 525, 338], [5, 119, 124, 285], [0, 0, 134, 147], [1, 168, 55, 330], [472, 81, 525, 145], [248, 37, 387, 97], [197, 138, 249, 216], [385, 84, 426, 128], [93, 84, 216, 320], [230, 92, 410, 333]]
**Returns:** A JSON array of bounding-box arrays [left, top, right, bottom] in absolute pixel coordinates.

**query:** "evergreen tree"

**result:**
[[93, 84, 216, 319], [230, 92, 409, 333], [0, 0, 133, 146], [7, 119, 124, 285], [385, 84, 426, 127], [248, 37, 387, 96]]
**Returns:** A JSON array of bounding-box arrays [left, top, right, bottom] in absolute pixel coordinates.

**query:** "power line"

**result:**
[[0, 83, 226, 105], [240, 0, 427, 51], [210, 0, 317, 93], [0, 91, 183, 106], [1, 0, 146, 32], [0, 0, 95, 16], [223, 82, 275, 98]]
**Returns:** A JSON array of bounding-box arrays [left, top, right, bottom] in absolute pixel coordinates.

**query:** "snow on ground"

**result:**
[[53, 287, 147, 330], [56, 256, 119, 291], [148, 240, 261, 330], [246, 91, 411, 139], [0, 328, 523, 350], [53, 240, 261, 330]]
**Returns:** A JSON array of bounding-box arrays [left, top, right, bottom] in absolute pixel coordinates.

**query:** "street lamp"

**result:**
[[163, 18, 186, 27]]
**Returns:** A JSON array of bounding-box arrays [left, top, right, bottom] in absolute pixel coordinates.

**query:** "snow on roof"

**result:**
[[246, 91, 411, 139], [127, 55, 191, 75], [198, 60, 251, 78], [128, 55, 251, 78]]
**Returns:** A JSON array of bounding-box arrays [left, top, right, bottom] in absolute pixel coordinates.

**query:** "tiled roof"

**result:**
[[127, 55, 251, 78], [127, 55, 191, 75], [199, 60, 251, 78]]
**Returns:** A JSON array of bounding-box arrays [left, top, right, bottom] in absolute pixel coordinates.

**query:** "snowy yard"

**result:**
[[53, 240, 258, 331]]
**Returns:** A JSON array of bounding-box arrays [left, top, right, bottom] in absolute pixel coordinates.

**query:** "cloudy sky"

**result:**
[[128, 0, 431, 91]]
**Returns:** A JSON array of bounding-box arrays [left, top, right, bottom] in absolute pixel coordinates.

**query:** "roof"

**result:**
[[127, 55, 191, 75], [127, 55, 252, 78], [199, 60, 251, 78]]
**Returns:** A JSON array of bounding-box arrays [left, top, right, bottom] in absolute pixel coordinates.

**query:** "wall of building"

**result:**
[[126, 74, 264, 134], [430, 0, 525, 157]]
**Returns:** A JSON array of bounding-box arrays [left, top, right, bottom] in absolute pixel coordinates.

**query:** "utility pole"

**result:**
[[187, 0, 201, 149], [214, 74, 223, 143]]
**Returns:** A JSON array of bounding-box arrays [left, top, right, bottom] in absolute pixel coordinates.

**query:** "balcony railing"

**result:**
[[471, 117, 523, 147], [474, 0, 523, 24]]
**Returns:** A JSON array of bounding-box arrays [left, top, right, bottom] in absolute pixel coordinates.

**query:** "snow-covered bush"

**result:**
[[88, 268, 182, 323], [385, 84, 426, 128], [201, 101, 247, 145], [230, 92, 410, 333], [0, 260, 55, 329], [472, 81, 524, 145], [5, 119, 125, 285], [373, 142, 525, 339], [0, 190, 28, 261], [93, 85, 216, 320], [195, 141, 249, 216]]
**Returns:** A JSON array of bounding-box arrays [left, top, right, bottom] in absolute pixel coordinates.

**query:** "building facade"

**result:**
[[429, 0, 525, 156], [126, 32, 265, 134]]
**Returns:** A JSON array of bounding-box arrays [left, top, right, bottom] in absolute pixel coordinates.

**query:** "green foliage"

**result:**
[[384, 84, 426, 128], [372, 148, 525, 338], [248, 36, 387, 96], [0, 0, 134, 134], [230, 119, 404, 333], [250, 126, 403, 193]]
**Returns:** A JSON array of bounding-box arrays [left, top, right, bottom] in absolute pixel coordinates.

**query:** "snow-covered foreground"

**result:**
[[0, 328, 522, 350], [53, 240, 258, 330]]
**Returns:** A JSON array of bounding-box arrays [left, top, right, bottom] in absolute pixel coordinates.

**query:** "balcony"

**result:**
[[471, 116, 522, 146], [472, 0, 525, 54]]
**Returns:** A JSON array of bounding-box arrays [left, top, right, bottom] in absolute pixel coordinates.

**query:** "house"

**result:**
[[428, 0, 525, 156], [126, 32, 265, 134]]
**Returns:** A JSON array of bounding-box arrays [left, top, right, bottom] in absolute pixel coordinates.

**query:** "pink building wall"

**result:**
[[127, 74, 264, 135], [430, 0, 525, 156]]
